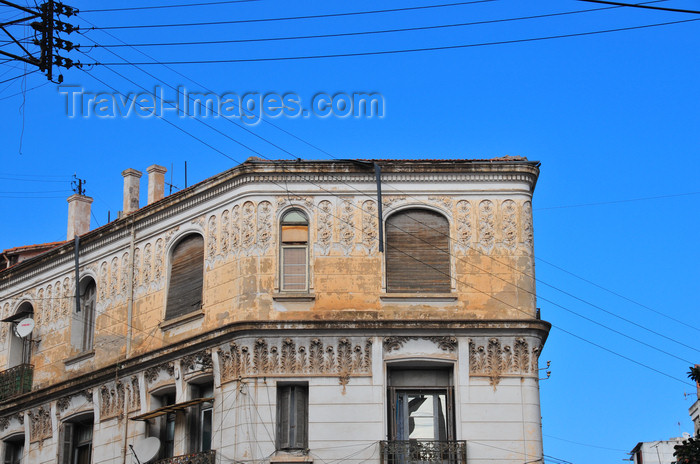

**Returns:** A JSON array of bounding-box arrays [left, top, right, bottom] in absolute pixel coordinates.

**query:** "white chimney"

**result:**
[[122, 168, 142, 214], [146, 164, 167, 205], [67, 194, 93, 239]]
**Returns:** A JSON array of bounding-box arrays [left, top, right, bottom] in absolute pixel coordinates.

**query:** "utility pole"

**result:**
[[0, 0, 80, 83]]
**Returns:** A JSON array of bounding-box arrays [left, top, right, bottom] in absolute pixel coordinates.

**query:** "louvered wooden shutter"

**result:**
[[59, 423, 74, 464], [165, 235, 204, 320], [277, 387, 291, 449], [386, 209, 450, 293], [292, 385, 308, 449]]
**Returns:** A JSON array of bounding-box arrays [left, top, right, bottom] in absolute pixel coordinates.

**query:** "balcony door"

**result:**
[[395, 391, 449, 441], [388, 367, 454, 442]]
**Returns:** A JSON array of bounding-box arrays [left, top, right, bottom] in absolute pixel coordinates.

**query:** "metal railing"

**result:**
[[0, 364, 33, 401], [153, 450, 216, 464], [380, 441, 467, 464]]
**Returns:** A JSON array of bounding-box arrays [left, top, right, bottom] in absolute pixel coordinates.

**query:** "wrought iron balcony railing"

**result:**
[[153, 450, 216, 464], [0, 364, 33, 401], [380, 440, 467, 464]]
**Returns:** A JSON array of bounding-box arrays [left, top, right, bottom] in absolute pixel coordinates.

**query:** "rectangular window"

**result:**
[[281, 246, 308, 291], [148, 392, 176, 459], [277, 383, 308, 450], [189, 383, 214, 453], [59, 417, 93, 464], [3, 439, 23, 464]]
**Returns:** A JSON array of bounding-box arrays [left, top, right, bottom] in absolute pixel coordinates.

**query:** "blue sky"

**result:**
[[2, 1, 700, 462]]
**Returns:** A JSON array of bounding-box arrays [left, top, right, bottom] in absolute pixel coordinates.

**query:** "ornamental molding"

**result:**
[[383, 336, 457, 353], [468, 337, 541, 389], [56, 389, 93, 417], [29, 406, 51, 443], [218, 337, 372, 390], [0, 412, 23, 432], [0, 167, 535, 291], [145, 362, 175, 385], [99, 376, 140, 420], [181, 349, 213, 375]]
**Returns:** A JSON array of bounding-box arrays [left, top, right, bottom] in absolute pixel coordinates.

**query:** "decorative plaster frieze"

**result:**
[[181, 349, 213, 375], [218, 337, 372, 387], [383, 336, 457, 353], [29, 406, 51, 443], [468, 337, 540, 389]]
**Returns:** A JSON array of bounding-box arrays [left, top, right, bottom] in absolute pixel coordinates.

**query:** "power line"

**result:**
[[85, 58, 696, 373], [543, 434, 628, 452], [535, 256, 700, 332], [77, 20, 695, 384], [82, 24, 699, 369], [535, 191, 700, 210], [80, 0, 261, 13], [0, 80, 49, 101], [0, 68, 36, 84], [89, 2, 662, 48], [86, 17, 700, 66], [577, 0, 700, 14], [84, 0, 497, 30]]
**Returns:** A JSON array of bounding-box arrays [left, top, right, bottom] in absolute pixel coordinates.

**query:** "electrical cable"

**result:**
[[536, 256, 700, 332], [79, 34, 699, 373], [90, 1, 669, 48], [77, 66, 695, 385], [85, 17, 700, 66], [84, 0, 497, 30], [80, 0, 261, 13], [577, 0, 700, 14]]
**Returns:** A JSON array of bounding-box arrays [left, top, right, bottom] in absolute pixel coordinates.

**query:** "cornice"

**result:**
[[0, 318, 550, 414], [0, 162, 538, 291]]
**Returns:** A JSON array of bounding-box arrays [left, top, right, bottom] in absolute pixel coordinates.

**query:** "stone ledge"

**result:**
[[159, 309, 205, 331], [64, 349, 95, 366], [379, 293, 457, 302], [270, 454, 313, 463], [272, 293, 316, 302]]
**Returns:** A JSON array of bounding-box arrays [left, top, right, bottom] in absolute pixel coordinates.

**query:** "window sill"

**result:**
[[272, 293, 316, 302], [64, 349, 95, 366], [380, 293, 457, 302], [271, 453, 312, 463], [160, 309, 205, 331]]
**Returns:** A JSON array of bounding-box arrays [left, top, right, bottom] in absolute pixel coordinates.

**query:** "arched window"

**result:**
[[280, 210, 309, 292], [385, 209, 451, 293], [71, 278, 96, 353], [165, 234, 204, 320]]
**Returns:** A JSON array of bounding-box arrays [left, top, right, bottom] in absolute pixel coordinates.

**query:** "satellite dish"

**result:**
[[130, 437, 160, 463], [14, 318, 34, 338], [683, 432, 691, 439]]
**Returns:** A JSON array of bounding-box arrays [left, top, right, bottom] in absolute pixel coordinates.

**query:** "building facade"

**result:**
[[0, 158, 549, 464]]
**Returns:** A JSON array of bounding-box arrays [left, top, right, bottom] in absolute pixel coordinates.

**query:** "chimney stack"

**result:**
[[122, 168, 142, 214], [146, 164, 167, 205], [67, 194, 93, 239]]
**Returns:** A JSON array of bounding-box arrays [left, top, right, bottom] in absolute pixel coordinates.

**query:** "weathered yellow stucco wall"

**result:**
[[0, 193, 537, 390]]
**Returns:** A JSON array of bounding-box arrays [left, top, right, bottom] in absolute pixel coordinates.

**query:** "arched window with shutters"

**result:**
[[165, 234, 204, 320], [279, 209, 309, 292], [385, 208, 451, 293]]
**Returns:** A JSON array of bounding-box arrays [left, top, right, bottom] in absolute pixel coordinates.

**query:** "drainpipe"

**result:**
[[126, 221, 136, 357]]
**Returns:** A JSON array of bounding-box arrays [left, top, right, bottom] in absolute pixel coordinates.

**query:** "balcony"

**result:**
[[0, 364, 33, 401], [380, 441, 467, 464], [153, 450, 216, 464]]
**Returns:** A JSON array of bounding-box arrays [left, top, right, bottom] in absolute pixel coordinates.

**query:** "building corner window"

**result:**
[[280, 210, 309, 292]]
